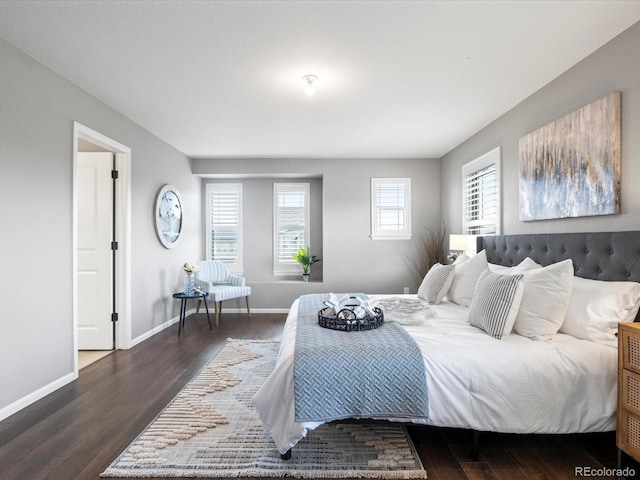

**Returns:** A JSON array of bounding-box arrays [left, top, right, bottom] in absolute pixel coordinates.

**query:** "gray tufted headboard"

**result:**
[[477, 231, 640, 282]]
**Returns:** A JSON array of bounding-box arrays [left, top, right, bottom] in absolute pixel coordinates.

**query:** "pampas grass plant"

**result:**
[[408, 224, 448, 282]]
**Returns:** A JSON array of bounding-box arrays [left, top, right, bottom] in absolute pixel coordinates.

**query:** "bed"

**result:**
[[253, 231, 640, 458]]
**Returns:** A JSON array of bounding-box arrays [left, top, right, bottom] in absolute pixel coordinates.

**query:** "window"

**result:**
[[370, 178, 411, 240], [206, 183, 242, 273], [273, 183, 310, 274], [462, 147, 501, 235]]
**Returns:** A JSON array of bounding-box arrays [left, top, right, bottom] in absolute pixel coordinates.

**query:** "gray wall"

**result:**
[[441, 22, 640, 235], [193, 157, 441, 309], [0, 37, 202, 413]]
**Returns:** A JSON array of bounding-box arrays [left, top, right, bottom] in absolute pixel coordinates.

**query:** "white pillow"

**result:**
[[453, 252, 470, 265], [447, 250, 488, 307], [488, 257, 542, 274], [488, 263, 513, 274], [513, 259, 574, 340], [468, 270, 525, 339], [560, 276, 640, 347], [512, 257, 543, 273], [417, 263, 455, 304]]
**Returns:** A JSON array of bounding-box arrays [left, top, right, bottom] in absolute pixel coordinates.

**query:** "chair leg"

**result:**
[[246, 296, 251, 318], [195, 299, 201, 316], [202, 297, 212, 330], [214, 301, 221, 327]]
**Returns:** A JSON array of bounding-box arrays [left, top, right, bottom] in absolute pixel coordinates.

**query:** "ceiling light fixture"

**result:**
[[303, 75, 318, 96]]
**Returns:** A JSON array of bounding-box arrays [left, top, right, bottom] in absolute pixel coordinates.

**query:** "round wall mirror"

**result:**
[[154, 184, 183, 249]]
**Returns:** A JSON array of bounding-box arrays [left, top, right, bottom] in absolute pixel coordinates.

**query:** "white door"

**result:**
[[77, 152, 114, 350]]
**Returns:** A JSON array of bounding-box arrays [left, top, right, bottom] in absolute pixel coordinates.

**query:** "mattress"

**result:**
[[253, 295, 617, 454]]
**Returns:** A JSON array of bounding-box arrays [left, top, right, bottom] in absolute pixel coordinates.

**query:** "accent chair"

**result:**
[[195, 260, 251, 327]]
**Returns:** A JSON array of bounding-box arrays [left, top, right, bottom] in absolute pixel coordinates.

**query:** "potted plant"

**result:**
[[292, 246, 320, 282], [403, 223, 448, 283]]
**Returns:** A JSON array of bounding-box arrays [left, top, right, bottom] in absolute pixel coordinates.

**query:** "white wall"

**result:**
[[441, 21, 640, 235], [0, 37, 202, 417], [193, 157, 441, 309]]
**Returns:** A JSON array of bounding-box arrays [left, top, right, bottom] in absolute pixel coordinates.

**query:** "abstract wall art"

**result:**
[[519, 92, 620, 221]]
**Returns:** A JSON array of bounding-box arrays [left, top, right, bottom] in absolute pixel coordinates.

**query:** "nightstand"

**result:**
[[618, 322, 640, 465]]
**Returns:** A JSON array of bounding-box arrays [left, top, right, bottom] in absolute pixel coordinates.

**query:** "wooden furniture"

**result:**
[[618, 322, 640, 464]]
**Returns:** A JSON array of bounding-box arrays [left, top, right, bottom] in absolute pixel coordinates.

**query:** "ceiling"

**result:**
[[1, 1, 640, 159]]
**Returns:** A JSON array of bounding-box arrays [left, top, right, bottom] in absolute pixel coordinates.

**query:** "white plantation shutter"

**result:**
[[462, 147, 501, 235], [206, 183, 242, 272], [274, 183, 309, 274], [370, 178, 411, 239]]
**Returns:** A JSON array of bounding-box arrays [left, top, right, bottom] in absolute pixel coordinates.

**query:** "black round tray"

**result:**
[[318, 305, 384, 332]]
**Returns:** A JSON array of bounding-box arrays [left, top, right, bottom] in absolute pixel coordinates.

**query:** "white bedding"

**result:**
[[253, 295, 617, 454]]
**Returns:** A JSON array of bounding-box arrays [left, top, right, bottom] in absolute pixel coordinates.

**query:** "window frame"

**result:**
[[205, 182, 243, 274], [370, 178, 412, 240], [273, 182, 310, 275], [462, 146, 501, 236]]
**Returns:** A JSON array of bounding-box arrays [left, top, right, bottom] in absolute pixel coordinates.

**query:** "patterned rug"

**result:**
[[101, 339, 426, 479]]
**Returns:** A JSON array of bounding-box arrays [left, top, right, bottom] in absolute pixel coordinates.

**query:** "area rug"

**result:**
[[101, 339, 426, 479]]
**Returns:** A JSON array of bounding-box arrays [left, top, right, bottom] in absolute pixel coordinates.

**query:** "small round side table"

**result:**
[[172, 292, 211, 336]]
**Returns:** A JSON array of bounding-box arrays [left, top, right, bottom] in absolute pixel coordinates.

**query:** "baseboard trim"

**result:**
[[129, 310, 189, 348], [223, 308, 290, 314], [0, 371, 77, 422]]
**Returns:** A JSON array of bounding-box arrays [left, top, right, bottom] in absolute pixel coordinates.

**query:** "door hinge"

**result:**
[[111, 169, 119, 180], [111, 241, 119, 251], [111, 312, 119, 322]]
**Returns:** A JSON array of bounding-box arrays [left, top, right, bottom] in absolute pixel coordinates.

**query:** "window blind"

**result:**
[[273, 183, 310, 273], [276, 190, 306, 263], [209, 191, 239, 225], [463, 163, 497, 235], [206, 184, 242, 271]]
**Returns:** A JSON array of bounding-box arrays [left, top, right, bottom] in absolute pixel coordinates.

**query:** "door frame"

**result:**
[[73, 122, 132, 374]]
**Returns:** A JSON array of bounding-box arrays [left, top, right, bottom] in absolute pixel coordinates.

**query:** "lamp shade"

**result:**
[[449, 234, 477, 252]]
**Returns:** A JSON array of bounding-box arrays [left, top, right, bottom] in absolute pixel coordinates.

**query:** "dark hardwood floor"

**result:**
[[0, 312, 634, 480]]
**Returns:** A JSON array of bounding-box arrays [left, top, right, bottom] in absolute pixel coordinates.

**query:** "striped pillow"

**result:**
[[468, 270, 524, 339], [417, 263, 455, 304]]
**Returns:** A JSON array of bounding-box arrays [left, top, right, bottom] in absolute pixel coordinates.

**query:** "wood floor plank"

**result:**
[[415, 427, 467, 480], [518, 435, 591, 480], [457, 462, 500, 480], [412, 444, 441, 480], [471, 434, 529, 480], [502, 437, 563, 480]]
